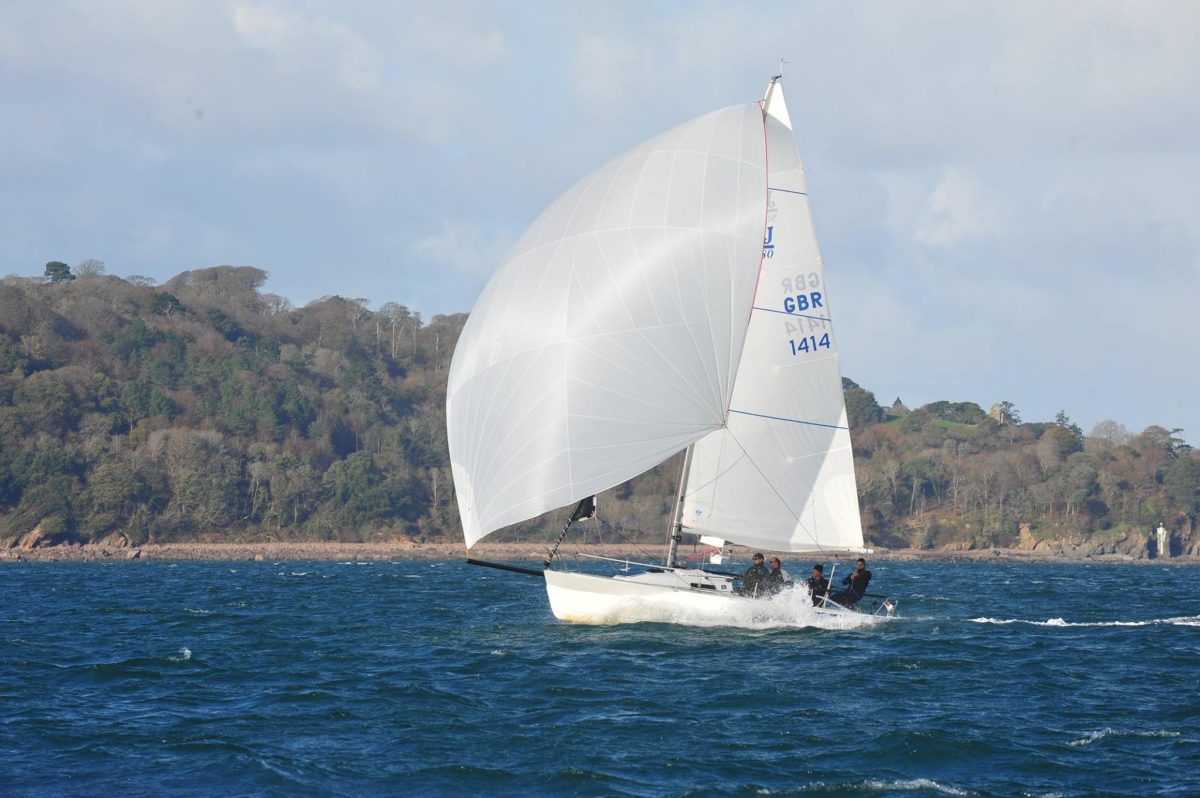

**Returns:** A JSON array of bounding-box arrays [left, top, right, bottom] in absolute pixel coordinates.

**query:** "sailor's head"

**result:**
[[769, 557, 782, 569], [752, 553, 764, 563], [855, 558, 866, 569], [812, 563, 823, 575]]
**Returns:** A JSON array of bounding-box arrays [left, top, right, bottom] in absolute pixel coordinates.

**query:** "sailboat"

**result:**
[[447, 75, 894, 624]]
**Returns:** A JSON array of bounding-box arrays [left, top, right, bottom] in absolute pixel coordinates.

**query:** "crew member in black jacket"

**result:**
[[831, 558, 872, 607], [740, 553, 769, 597], [806, 563, 830, 606]]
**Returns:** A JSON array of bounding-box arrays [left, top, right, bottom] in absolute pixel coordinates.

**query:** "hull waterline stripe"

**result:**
[[728, 408, 848, 430]]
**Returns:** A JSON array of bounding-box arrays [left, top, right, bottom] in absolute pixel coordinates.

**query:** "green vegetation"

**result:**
[[1, 265, 1197, 550]]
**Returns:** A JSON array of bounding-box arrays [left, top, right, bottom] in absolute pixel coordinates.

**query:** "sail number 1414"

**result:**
[[789, 333, 831, 356]]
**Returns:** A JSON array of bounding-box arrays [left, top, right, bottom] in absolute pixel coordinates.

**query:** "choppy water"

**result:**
[[2, 559, 1198, 797]]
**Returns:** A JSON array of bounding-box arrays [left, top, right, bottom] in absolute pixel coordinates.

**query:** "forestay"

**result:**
[[448, 105, 768, 547]]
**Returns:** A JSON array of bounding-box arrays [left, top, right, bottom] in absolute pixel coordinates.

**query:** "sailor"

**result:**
[[740, 553, 770, 597], [806, 563, 830, 606], [765, 557, 791, 594], [831, 557, 872, 607]]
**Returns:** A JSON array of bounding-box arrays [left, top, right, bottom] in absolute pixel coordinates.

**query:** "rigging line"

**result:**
[[767, 186, 808, 196], [610, 524, 660, 564], [680, 450, 748, 503], [751, 306, 831, 322], [728, 408, 848, 431], [722, 427, 829, 556]]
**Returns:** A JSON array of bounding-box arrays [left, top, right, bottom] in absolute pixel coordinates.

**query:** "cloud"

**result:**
[[1, 0, 1198, 440], [413, 221, 512, 279], [914, 170, 1010, 247]]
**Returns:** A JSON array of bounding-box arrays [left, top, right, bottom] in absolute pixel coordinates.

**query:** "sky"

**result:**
[[2, 1, 1198, 443]]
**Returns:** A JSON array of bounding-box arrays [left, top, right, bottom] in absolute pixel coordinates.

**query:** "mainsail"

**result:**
[[448, 79, 863, 555]]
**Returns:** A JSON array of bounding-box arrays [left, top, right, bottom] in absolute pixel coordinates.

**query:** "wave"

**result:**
[[862, 779, 970, 796], [970, 615, 1200, 628], [1068, 727, 1181, 747], [767, 778, 970, 796], [168, 647, 192, 662]]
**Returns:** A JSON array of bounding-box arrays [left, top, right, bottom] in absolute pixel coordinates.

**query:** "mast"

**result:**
[[664, 444, 695, 567]]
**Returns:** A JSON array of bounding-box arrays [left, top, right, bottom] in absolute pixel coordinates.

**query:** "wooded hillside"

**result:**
[[2, 264, 1197, 554]]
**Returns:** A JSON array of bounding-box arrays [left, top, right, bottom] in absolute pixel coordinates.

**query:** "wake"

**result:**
[[970, 615, 1200, 628], [584, 589, 889, 631]]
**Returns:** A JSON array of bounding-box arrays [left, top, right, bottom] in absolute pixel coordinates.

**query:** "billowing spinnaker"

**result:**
[[449, 104, 767, 547], [680, 104, 865, 554]]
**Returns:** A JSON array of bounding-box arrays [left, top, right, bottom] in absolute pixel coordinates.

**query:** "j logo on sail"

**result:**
[[763, 226, 776, 258]]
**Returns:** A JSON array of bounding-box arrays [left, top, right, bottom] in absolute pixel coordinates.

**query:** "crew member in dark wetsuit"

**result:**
[[765, 557, 791, 595], [740, 553, 769, 597], [806, 563, 830, 606], [831, 557, 872, 607]]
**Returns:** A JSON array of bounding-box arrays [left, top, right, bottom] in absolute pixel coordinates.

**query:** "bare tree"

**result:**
[[75, 259, 106, 277]]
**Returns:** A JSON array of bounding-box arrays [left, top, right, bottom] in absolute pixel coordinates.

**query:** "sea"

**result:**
[[2, 559, 1198, 797]]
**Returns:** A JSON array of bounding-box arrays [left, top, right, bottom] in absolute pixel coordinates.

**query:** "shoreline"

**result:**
[[2, 541, 1195, 565]]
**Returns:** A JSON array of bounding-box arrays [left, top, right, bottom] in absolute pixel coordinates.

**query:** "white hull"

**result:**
[[543, 568, 878, 627]]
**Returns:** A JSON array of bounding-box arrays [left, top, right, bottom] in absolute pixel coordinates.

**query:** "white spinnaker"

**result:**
[[448, 105, 768, 547], [680, 83, 864, 553]]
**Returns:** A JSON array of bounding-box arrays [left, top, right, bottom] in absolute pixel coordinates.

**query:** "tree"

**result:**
[[75, 259, 106, 277], [843, 380, 884, 429], [44, 261, 75, 283], [1135, 425, 1187, 457], [1054, 410, 1083, 448], [994, 401, 1021, 425], [153, 292, 184, 317], [926, 401, 988, 425], [1090, 419, 1131, 446], [1164, 456, 1200, 518]]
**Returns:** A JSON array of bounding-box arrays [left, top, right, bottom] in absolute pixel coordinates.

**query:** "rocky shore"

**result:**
[[2, 540, 1195, 564]]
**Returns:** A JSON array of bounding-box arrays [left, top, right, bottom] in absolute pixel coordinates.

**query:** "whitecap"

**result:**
[[168, 647, 192, 662], [1068, 727, 1180, 746], [971, 616, 1199, 628], [862, 778, 971, 796], [183, 608, 212, 615]]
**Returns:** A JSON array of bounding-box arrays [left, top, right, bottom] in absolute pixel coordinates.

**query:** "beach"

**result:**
[[3, 540, 1194, 564]]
